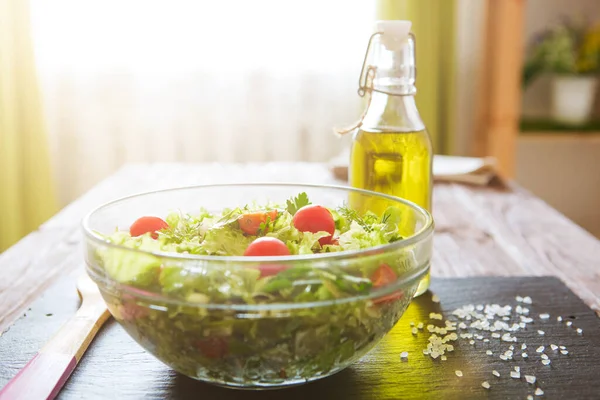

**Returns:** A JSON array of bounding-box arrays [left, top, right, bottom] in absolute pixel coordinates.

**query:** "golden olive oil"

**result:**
[[350, 128, 432, 296]]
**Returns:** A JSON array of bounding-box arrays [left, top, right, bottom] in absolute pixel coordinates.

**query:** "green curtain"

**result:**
[[0, 0, 57, 251], [377, 0, 457, 154]]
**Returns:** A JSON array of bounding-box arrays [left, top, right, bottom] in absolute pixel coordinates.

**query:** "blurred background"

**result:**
[[1, 0, 599, 251]]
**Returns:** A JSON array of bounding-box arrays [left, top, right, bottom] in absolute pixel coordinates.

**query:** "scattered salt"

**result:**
[[499, 355, 508, 361], [523, 296, 532, 304], [515, 366, 520, 372], [550, 344, 558, 351], [539, 313, 550, 319], [541, 354, 548, 360], [522, 353, 528, 358], [542, 359, 551, 365], [412, 327, 418, 335], [410, 321, 415, 327], [536, 346, 545, 353], [431, 294, 440, 303], [417, 322, 424, 329], [509, 345, 515, 350], [566, 321, 572, 327], [469, 340, 475, 345], [538, 330, 545, 336], [481, 381, 490, 389], [559, 345, 566, 350], [429, 313, 443, 320], [516, 295, 524, 302], [483, 338, 490, 343], [577, 328, 583, 334], [492, 333, 501, 338], [561, 350, 569, 355], [525, 375, 536, 384], [400, 351, 408, 360], [441, 355, 447, 361], [455, 370, 463, 377], [522, 343, 527, 350], [510, 370, 520, 379], [528, 396, 534, 400], [557, 316, 563, 322], [492, 370, 500, 377], [535, 388, 544, 396], [486, 350, 493, 355]]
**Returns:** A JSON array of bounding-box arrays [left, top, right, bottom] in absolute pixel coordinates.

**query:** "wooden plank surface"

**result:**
[[0, 162, 599, 339], [2, 276, 599, 399]]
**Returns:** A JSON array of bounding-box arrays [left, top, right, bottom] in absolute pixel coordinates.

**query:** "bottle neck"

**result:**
[[362, 90, 425, 132]]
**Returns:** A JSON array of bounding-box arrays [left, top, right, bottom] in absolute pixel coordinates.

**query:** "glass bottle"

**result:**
[[349, 21, 433, 297]]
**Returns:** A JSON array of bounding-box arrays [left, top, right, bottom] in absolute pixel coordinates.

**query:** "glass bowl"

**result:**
[[82, 183, 433, 389]]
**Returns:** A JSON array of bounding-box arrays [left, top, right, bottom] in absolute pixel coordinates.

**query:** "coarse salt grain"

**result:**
[[486, 350, 493, 355], [417, 322, 424, 329], [561, 350, 569, 355], [550, 344, 558, 351], [481, 381, 490, 389], [522, 344, 527, 350], [400, 351, 408, 360], [522, 353, 528, 358], [541, 354, 548, 360], [431, 294, 440, 303], [535, 388, 544, 396], [441, 355, 447, 361], [536, 346, 545, 353], [483, 338, 490, 343], [538, 330, 545, 336], [492, 370, 500, 377], [412, 327, 418, 335], [542, 359, 551, 365], [516, 295, 524, 302], [469, 340, 475, 345], [515, 366, 520, 372], [557, 316, 563, 322], [430, 313, 443, 320], [455, 370, 463, 377], [525, 375, 536, 384], [492, 333, 501, 338], [410, 321, 415, 327], [510, 370, 520, 379], [559, 345, 566, 350], [523, 296, 532, 304], [577, 328, 583, 334], [539, 313, 550, 319], [528, 396, 534, 400], [500, 355, 508, 360], [566, 321, 572, 327], [509, 345, 515, 350]]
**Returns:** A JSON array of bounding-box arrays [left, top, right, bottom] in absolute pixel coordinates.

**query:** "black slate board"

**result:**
[[1, 276, 599, 400]]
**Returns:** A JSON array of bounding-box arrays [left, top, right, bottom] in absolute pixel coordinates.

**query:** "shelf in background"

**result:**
[[520, 118, 600, 134]]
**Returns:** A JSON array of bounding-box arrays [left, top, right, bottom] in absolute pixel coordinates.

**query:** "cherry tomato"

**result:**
[[292, 205, 335, 246], [255, 263, 289, 278], [370, 264, 403, 304], [238, 210, 278, 235], [371, 264, 397, 288], [244, 237, 291, 257], [195, 337, 228, 359], [129, 216, 169, 239]]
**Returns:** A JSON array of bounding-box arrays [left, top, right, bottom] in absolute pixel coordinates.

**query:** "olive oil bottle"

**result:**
[[349, 21, 433, 297]]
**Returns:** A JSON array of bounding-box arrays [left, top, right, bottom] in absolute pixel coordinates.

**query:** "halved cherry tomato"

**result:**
[[244, 237, 291, 257], [255, 263, 289, 278], [130, 216, 169, 239], [371, 264, 397, 288], [371, 264, 403, 304], [195, 337, 228, 359], [238, 210, 278, 235], [292, 205, 335, 246]]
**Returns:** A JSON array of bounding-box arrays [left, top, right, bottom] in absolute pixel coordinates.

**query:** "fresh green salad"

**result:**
[[92, 193, 422, 386]]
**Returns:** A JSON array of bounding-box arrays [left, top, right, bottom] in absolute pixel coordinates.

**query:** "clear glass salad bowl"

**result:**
[[82, 183, 433, 389]]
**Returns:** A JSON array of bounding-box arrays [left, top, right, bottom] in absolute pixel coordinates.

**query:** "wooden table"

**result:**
[[2, 163, 600, 399], [1, 162, 599, 335]]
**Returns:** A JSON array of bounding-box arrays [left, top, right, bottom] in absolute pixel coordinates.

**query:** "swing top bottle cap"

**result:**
[[376, 20, 412, 51]]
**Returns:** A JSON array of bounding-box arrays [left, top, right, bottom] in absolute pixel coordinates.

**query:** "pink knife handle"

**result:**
[[0, 297, 109, 400], [0, 352, 77, 400]]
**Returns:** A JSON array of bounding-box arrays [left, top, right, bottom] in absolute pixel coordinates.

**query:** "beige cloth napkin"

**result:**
[[329, 149, 497, 186]]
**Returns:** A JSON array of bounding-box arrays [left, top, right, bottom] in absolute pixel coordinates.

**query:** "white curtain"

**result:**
[[30, 0, 375, 205]]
